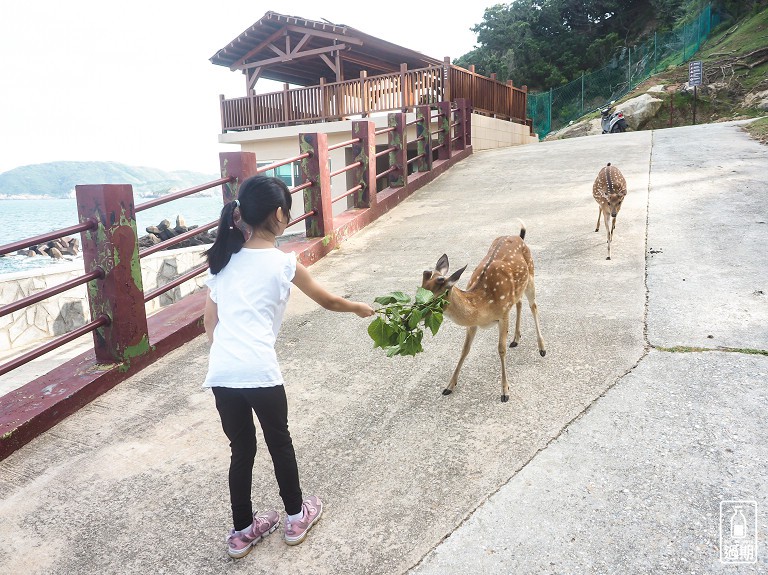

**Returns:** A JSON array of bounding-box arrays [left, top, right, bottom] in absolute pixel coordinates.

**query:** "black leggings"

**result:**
[[212, 385, 303, 530]]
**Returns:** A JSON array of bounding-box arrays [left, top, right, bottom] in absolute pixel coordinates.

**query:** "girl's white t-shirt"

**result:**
[[203, 247, 297, 388]]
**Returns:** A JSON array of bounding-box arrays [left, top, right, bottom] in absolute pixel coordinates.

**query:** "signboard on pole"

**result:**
[[689, 61, 703, 86]]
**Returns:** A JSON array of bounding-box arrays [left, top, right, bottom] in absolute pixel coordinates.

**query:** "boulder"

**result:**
[[618, 94, 664, 130], [743, 89, 768, 111]]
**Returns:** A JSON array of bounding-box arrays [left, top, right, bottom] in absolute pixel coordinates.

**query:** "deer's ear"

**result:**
[[445, 265, 467, 288], [435, 254, 449, 276], [422, 270, 433, 282]]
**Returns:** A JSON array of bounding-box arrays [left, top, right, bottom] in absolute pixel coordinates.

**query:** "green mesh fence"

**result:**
[[527, 4, 719, 138]]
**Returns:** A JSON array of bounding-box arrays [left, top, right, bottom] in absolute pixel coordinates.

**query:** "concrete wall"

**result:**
[[471, 114, 539, 149], [0, 245, 209, 356]]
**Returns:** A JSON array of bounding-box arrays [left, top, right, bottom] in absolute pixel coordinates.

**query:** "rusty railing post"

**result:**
[[299, 132, 333, 237], [387, 112, 407, 188], [352, 120, 377, 208], [219, 152, 258, 203], [416, 105, 433, 172], [75, 184, 148, 364], [436, 101, 453, 161], [454, 98, 468, 151]]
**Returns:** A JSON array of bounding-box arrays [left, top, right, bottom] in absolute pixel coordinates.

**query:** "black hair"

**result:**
[[205, 175, 292, 274]]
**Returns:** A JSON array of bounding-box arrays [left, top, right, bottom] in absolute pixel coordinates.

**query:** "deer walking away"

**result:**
[[421, 222, 546, 403], [592, 162, 628, 260]]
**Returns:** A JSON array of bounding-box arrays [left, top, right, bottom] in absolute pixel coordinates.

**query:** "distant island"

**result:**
[[0, 161, 219, 200]]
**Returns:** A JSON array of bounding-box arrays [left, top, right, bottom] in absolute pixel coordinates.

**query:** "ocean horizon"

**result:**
[[0, 196, 226, 275]]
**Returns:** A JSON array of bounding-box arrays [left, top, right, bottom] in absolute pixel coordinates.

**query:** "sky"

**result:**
[[0, 1, 490, 176]]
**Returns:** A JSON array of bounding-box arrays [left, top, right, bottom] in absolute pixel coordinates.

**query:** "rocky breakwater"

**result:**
[[138, 215, 217, 250], [4, 236, 80, 259]]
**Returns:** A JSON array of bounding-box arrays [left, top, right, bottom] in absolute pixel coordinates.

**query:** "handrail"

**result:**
[[0, 219, 97, 256], [136, 177, 234, 212], [143, 262, 209, 303], [0, 314, 110, 377], [139, 220, 219, 258], [288, 210, 316, 226], [256, 153, 311, 175], [375, 146, 397, 159], [376, 166, 398, 180], [290, 181, 312, 194], [329, 161, 362, 179], [0, 268, 104, 318], [328, 138, 360, 152], [331, 185, 363, 204]]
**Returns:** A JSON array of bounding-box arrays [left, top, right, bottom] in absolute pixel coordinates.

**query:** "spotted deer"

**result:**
[[593, 162, 627, 260], [421, 222, 546, 403]]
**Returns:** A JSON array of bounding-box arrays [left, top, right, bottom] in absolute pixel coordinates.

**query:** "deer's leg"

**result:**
[[603, 210, 612, 260], [444, 326, 477, 396], [595, 207, 602, 232], [509, 301, 523, 348], [524, 276, 546, 357], [498, 314, 510, 402]]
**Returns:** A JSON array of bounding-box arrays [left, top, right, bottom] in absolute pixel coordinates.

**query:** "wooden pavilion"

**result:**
[[210, 11, 531, 133]]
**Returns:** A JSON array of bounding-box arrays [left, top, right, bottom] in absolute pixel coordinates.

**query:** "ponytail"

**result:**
[[205, 201, 245, 274], [205, 176, 292, 275]]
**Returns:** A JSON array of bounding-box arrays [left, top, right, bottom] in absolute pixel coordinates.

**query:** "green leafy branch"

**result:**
[[367, 288, 449, 357]]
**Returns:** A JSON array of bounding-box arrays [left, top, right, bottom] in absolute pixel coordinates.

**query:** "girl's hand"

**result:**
[[354, 302, 376, 317]]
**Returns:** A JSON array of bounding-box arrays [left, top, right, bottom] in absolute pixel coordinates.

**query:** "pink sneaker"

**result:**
[[226, 509, 280, 558], [284, 495, 323, 546]]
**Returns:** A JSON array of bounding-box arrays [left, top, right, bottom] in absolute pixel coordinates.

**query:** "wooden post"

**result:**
[[400, 63, 408, 111], [219, 152, 257, 204], [360, 71, 369, 117], [75, 184, 148, 364], [416, 105, 433, 172], [319, 77, 327, 121], [299, 132, 333, 237], [282, 83, 291, 126], [388, 112, 407, 188], [443, 57, 452, 104], [351, 120, 377, 208], [436, 101, 453, 161]]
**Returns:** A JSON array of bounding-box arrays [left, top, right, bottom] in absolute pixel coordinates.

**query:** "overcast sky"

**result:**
[[0, 1, 489, 176]]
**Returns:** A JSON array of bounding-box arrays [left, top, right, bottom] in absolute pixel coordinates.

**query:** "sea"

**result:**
[[0, 196, 226, 276]]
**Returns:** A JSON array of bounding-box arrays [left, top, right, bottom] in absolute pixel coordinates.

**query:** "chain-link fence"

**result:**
[[527, 4, 719, 139]]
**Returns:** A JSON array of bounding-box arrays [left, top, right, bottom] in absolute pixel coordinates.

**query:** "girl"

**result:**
[[203, 175, 374, 558]]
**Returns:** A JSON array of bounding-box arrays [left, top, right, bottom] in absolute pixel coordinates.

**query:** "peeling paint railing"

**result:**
[[0, 99, 473, 460]]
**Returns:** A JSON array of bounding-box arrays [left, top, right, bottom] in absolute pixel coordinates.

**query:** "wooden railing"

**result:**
[[220, 61, 529, 133]]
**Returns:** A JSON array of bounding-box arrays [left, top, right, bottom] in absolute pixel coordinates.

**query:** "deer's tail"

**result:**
[[517, 219, 527, 240]]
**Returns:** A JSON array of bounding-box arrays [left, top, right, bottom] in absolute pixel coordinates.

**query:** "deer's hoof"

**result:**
[[594, 228, 599, 232], [442, 389, 453, 396], [606, 256, 611, 260], [509, 341, 519, 348], [501, 395, 509, 403], [540, 349, 547, 357]]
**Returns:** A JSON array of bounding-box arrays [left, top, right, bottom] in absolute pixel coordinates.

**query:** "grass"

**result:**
[[655, 345, 768, 356], [744, 116, 768, 144]]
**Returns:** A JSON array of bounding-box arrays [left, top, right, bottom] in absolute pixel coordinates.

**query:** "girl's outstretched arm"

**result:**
[[292, 262, 374, 317], [204, 293, 218, 343]]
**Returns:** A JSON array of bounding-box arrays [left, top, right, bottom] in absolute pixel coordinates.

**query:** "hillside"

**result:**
[[0, 161, 218, 200], [545, 6, 768, 141]]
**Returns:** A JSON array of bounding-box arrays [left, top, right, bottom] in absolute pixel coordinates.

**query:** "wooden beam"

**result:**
[[236, 43, 348, 71], [285, 24, 363, 45], [268, 42, 287, 57], [319, 54, 337, 76], [231, 27, 288, 71]]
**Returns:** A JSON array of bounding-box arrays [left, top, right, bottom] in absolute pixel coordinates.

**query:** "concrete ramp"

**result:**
[[1, 122, 766, 574]]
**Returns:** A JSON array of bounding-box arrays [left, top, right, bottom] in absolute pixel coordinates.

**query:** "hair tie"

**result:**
[[230, 200, 253, 242]]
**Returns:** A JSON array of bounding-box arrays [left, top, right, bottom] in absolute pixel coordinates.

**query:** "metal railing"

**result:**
[[0, 99, 472, 382]]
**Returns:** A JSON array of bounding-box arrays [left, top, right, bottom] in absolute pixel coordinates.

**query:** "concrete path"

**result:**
[[0, 121, 765, 574]]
